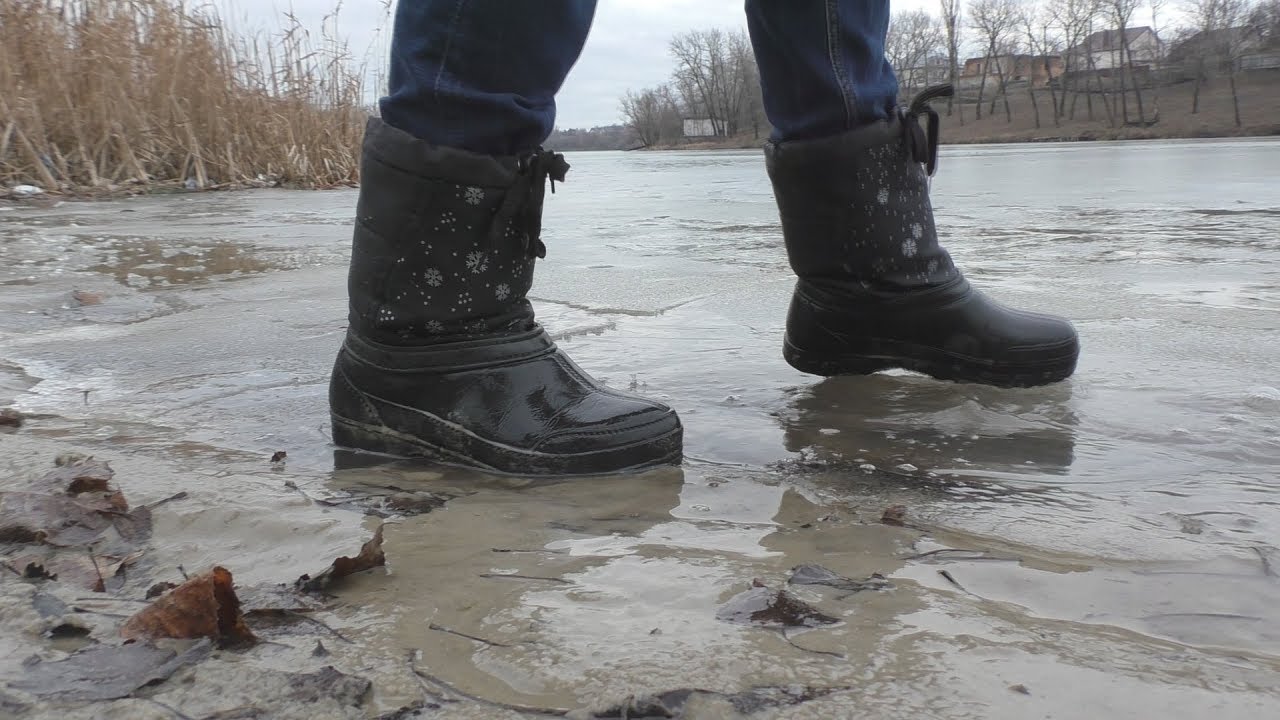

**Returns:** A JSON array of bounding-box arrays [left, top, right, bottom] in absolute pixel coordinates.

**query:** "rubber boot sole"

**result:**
[[784, 334, 1078, 388], [331, 414, 683, 477]]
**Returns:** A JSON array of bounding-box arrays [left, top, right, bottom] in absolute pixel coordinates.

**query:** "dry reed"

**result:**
[[0, 0, 373, 192]]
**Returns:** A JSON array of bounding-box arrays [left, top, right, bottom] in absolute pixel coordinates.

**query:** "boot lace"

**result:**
[[902, 84, 954, 177], [489, 148, 570, 259]]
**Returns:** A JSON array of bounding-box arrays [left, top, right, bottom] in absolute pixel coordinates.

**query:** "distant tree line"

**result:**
[[619, 28, 768, 147], [544, 125, 634, 152], [601, 0, 1280, 149], [888, 0, 1280, 130]]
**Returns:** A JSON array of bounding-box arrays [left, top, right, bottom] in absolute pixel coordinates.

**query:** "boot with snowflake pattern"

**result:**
[[329, 118, 682, 474], [764, 87, 1079, 388]]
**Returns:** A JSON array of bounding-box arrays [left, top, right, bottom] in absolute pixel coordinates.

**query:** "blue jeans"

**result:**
[[380, 1, 899, 155]]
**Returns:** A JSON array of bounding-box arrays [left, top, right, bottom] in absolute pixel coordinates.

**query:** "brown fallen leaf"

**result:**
[[270, 451, 287, 463], [120, 566, 256, 648], [42, 457, 113, 493], [880, 505, 908, 526], [146, 581, 178, 599], [0, 492, 113, 546], [0, 408, 22, 428], [71, 290, 103, 306], [296, 524, 386, 594], [36, 458, 128, 513]]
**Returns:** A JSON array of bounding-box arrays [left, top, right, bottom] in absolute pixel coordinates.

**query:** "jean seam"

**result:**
[[433, 0, 468, 101], [824, 0, 856, 130]]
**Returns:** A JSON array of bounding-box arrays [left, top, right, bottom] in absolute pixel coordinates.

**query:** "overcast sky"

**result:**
[[242, 0, 1171, 129]]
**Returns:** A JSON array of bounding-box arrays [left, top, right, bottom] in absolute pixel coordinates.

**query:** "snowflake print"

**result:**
[[495, 283, 510, 301], [435, 211, 458, 231], [466, 320, 487, 334], [902, 238, 918, 257], [377, 307, 395, 323], [927, 258, 940, 274], [910, 222, 923, 240], [464, 186, 484, 205], [465, 251, 489, 274], [425, 320, 444, 333], [876, 188, 890, 205], [424, 267, 443, 287]]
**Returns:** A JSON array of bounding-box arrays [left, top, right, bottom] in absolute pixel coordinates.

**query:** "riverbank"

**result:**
[[645, 72, 1280, 150]]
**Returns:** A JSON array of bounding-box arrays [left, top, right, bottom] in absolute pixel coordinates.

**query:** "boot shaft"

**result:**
[[764, 114, 958, 292], [348, 117, 565, 344]]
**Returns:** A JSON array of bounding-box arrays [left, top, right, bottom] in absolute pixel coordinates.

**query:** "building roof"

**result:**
[[1070, 26, 1154, 54]]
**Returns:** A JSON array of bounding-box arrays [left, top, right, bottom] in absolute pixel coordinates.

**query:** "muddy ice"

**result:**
[[2, 140, 1280, 718]]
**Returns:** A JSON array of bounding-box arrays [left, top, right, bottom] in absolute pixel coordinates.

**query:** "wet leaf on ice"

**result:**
[[593, 685, 841, 718], [4, 549, 143, 591], [21, 561, 56, 580], [0, 492, 113, 545], [120, 566, 256, 648], [10, 639, 211, 701], [0, 491, 150, 550], [146, 581, 179, 599], [32, 591, 70, 618], [71, 290, 103, 306], [38, 458, 129, 513], [42, 457, 114, 493], [238, 583, 329, 614], [285, 666, 371, 707], [880, 504, 908, 526], [716, 585, 839, 628], [296, 524, 386, 593], [788, 564, 893, 593], [0, 408, 22, 428]]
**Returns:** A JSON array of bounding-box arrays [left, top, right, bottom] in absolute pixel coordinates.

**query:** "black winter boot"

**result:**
[[329, 118, 682, 474], [764, 86, 1078, 388]]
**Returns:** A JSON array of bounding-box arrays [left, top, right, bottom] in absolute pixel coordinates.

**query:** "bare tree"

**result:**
[[670, 30, 725, 135], [969, 0, 1019, 122], [668, 28, 759, 137], [619, 88, 664, 147], [887, 9, 945, 95], [939, 0, 964, 120], [1021, 2, 1062, 128], [1182, 0, 1252, 119], [1149, 0, 1169, 121], [1107, 0, 1147, 124], [1218, 0, 1254, 126], [1053, 0, 1101, 120]]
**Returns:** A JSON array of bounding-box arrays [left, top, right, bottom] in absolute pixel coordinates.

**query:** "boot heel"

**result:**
[[783, 338, 890, 377]]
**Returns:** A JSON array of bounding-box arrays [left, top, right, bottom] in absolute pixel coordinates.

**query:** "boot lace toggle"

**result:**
[[902, 84, 954, 177], [490, 148, 570, 259]]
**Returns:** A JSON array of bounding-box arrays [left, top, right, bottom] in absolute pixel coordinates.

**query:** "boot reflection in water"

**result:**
[[329, 1, 1077, 476]]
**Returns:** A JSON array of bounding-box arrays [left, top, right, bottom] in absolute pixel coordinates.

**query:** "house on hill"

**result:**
[[1167, 25, 1279, 71], [958, 54, 1064, 89], [1065, 26, 1161, 71]]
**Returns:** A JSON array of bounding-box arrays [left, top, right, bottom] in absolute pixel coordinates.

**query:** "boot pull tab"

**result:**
[[903, 84, 954, 177], [489, 149, 570, 259]]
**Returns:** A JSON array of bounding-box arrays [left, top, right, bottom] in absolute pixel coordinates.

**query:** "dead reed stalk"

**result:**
[[0, 0, 371, 192]]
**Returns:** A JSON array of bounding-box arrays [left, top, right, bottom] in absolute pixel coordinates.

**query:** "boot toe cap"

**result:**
[[531, 394, 683, 464]]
